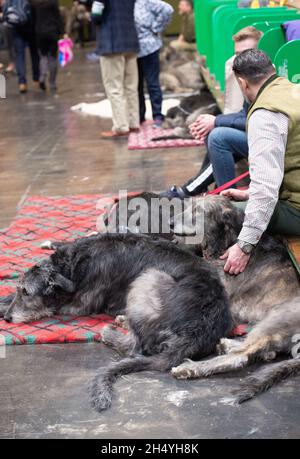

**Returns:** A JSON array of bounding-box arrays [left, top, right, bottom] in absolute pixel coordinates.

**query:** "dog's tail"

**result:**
[[232, 358, 300, 404], [89, 354, 170, 412]]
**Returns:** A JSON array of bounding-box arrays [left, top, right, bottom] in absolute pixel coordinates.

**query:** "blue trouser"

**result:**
[[183, 127, 248, 196], [12, 26, 39, 84], [138, 50, 163, 123]]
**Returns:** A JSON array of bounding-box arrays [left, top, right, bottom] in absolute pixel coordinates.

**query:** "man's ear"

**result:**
[[53, 273, 75, 293], [237, 76, 247, 91]]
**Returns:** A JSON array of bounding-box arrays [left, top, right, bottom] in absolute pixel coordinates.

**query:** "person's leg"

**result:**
[[37, 36, 48, 87], [169, 40, 196, 52], [267, 201, 300, 236], [48, 38, 58, 90], [142, 50, 163, 122], [12, 28, 27, 84], [4, 24, 15, 70], [100, 54, 129, 133], [27, 30, 40, 82], [182, 140, 215, 196], [207, 127, 248, 187], [137, 57, 146, 124], [161, 128, 248, 199], [124, 53, 140, 130]]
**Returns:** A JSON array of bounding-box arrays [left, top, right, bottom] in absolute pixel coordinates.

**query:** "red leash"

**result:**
[[207, 171, 250, 196]]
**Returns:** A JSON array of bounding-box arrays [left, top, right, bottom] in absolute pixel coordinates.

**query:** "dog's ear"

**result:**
[[53, 273, 75, 293]]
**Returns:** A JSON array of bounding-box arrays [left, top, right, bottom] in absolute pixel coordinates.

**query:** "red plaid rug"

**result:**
[[0, 194, 120, 345], [0, 193, 248, 345], [128, 121, 205, 150]]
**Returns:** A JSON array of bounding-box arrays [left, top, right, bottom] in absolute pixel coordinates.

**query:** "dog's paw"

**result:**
[[86, 231, 99, 238], [261, 351, 277, 362], [217, 338, 241, 355], [219, 396, 240, 407], [171, 359, 205, 379], [40, 240, 53, 250], [101, 324, 118, 346], [115, 315, 129, 330]]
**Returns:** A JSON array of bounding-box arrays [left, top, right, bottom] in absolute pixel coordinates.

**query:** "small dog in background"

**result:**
[[152, 91, 220, 141]]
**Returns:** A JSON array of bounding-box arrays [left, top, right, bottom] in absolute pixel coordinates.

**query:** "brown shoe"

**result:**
[[19, 84, 28, 94], [100, 130, 130, 139], [129, 128, 140, 133]]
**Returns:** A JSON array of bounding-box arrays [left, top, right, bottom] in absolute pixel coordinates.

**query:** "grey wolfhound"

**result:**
[[169, 195, 300, 403], [103, 192, 300, 402], [0, 233, 232, 412]]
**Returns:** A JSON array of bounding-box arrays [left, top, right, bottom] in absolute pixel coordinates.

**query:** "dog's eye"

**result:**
[[22, 288, 29, 296]]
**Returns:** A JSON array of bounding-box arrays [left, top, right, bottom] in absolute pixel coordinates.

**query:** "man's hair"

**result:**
[[233, 26, 263, 43], [232, 49, 276, 84]]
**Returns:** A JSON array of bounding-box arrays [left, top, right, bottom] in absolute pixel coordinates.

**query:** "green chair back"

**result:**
[[258, 27, 286, 61], [275, 40, 300, 84]]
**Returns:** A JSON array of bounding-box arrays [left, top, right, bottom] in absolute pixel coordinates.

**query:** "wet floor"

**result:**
[[0, 48, 299, 439]]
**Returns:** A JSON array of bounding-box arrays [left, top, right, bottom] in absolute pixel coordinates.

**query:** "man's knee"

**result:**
[[207, 127, 231, 149]]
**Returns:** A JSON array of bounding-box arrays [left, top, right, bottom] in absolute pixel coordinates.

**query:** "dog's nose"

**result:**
[[4, 314, 12, 323]]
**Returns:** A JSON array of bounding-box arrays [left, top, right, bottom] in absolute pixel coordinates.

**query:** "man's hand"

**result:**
[[220, 243, 251, 275], [221, 188, 249, 201], [189, 115, 216, 140]]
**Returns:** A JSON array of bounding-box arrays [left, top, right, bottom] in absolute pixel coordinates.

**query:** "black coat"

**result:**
[[97, 0, 139, 55], [30, 0, 64, 39]]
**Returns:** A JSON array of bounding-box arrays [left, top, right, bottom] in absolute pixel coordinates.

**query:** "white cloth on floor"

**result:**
[[71, 98, 180, 119]]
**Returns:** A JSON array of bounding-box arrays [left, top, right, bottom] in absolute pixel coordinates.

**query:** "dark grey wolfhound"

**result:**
[[103, 193, 300, 402], [0, 233, 232, 412]]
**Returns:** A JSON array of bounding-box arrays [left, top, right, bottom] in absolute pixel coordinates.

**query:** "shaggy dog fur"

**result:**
[[159, 46, 204, 94], [169, 195, 300, 403], [152, 91, 220, 140], [0, 233, 232, 412], [101, 192, 300, 401]]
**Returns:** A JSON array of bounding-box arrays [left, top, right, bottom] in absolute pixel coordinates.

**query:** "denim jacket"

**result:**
[[134, 0, 173, 58]]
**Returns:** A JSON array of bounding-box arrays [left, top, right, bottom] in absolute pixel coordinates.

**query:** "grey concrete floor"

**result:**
[[0, 47, 299, 439]]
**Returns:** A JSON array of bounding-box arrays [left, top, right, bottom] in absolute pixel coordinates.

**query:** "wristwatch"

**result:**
[[237, 239, 256, 254]]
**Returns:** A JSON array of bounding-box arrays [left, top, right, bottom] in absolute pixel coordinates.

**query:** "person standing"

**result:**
[[3, 0, 39, 93], [134, 0, 173, 127], [30, 0, 63, 92], [98, 0, 140, 139], [170, 0, 196, 52]]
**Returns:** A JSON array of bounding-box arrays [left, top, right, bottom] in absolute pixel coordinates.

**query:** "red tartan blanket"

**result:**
[[0, 194, 119, 345], [0, 194, 248, 346]]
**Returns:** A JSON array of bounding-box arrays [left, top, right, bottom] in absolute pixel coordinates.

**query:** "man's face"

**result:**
[[179, 1, 192, 15], [233, 38, 259, 103], [234, 38, 258, 56]]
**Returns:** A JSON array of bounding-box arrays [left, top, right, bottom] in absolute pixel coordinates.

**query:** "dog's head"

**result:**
[[4, 262, 75, 323], [163, 106, 186, 129], [172, 195, 245, 259]]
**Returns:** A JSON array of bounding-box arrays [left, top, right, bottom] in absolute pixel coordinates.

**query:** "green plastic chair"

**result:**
[[212, 7, 297, 90], [194, 0, 237, 64], [252, 20, 291, 33], [258, 27, 287, 61], [232, 9, 298, 34], [275, 40, 300, 84]]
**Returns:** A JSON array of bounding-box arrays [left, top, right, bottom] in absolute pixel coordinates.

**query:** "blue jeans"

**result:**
[[12, 27, 39, 84], [138, 50, 163, 123], [183, 127, 248, 196]]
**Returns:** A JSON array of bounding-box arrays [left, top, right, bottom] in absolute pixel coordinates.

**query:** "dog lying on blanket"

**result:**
[[101, 192, 300, 402], [0, 233, 232, 412], [152, 91, 220, 141]]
